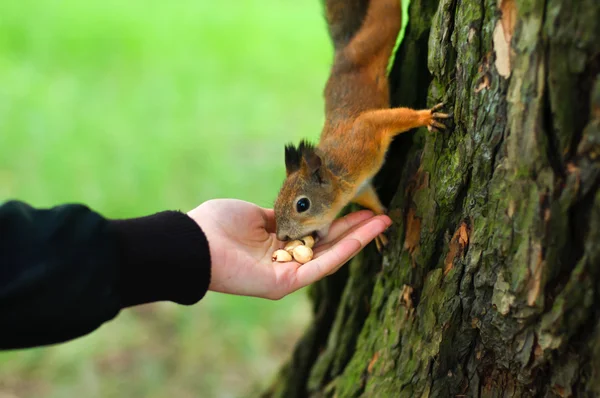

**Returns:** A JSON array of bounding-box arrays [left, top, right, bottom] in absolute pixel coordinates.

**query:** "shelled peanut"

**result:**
[[272, 235, 315, 264]]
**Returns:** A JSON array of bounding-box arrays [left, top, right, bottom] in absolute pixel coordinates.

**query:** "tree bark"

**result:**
[[263, 0, 600, 396]]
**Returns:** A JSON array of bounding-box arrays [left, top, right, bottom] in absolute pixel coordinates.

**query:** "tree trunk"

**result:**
[[263, 0, 600, 396]]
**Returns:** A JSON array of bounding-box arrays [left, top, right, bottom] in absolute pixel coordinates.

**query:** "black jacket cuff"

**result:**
[[109, 211, 211, 307]]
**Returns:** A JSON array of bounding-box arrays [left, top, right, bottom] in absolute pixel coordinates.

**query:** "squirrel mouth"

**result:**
[[314, 225, 331, 241], [295, 230, 322, 242], [286, 226, 329, 243]]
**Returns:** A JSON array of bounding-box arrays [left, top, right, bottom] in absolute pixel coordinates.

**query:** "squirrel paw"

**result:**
[[426, 102, 451, 133], [375, 233, 389, 253]]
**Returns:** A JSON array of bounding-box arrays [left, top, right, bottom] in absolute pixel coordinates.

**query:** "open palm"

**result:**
[[188, 199, 391, 299]]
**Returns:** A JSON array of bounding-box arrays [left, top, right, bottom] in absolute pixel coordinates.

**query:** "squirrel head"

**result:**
[[274, 140, 338, 241]]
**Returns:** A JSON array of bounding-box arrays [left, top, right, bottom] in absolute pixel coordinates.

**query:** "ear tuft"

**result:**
[[285, 143, 302, 175], [298, 140, 321, 174], [286, 140, 320, 176]]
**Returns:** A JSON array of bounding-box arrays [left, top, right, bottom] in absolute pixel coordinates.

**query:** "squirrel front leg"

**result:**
[[358, 103, 450, 144], [351, 184, 389, 252]]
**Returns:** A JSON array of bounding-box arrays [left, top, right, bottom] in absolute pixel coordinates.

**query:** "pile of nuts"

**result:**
[[272, 235, 315, 264]]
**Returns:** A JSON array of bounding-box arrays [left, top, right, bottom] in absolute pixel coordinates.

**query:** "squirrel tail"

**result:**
[[323, 0, 370, 50], [324, 0, 401, 69]]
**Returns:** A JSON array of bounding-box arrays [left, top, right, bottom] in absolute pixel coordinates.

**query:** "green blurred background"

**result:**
[[0, 0, 332, 397]]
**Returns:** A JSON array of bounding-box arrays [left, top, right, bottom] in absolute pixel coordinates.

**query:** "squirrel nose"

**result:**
[[277, 233, 289, 241]]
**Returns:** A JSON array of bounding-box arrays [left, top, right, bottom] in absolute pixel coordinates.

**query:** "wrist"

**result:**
[[109, 211, 212, 307], [186, 209, 222, 292]]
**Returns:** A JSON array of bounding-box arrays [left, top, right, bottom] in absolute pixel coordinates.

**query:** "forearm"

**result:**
[[0, 200, 211, 350]]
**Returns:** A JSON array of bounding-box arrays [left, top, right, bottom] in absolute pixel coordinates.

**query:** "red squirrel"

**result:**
[[274, 0, 449, 251]]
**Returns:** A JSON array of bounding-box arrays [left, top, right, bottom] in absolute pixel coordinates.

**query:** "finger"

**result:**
[[293, 239, 360, 290], [317, 210, 375, 245], [292, 218, 389, 290], [313, 214, 391, 255], [432, 112, 451, 119], [297, 217, 389, 287], [261, 208, 277, 233]]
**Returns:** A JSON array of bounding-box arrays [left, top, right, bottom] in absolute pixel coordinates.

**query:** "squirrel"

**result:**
[[274, 0, 449, 251]]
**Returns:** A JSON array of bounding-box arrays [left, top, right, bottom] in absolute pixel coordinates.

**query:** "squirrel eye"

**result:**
[[296, 198, 310, 213]]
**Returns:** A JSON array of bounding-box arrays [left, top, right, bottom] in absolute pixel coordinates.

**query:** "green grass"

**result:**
[[0, 1, 331, 397]]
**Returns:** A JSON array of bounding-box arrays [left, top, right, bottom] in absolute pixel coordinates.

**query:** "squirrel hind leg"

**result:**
[[356, 103, 452, 140]]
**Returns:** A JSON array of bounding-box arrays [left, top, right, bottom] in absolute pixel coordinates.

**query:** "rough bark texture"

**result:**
[[263, 0, 600, 396]]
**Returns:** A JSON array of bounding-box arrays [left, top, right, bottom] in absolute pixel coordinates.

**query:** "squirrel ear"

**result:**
[[285, 143, 301, 175], [303, 150, 322, 174], [287, 140, 326, 182], [306, 154, 327, 185], [299, 141, 328, 184], [298, 140, 322, 175]]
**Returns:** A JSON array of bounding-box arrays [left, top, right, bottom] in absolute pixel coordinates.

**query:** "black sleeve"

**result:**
[[0, 200, 211, 350]]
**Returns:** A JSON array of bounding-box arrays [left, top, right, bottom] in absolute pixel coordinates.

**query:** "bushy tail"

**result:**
[[323, 0, 370, 50], [324, 0, 401, 70]]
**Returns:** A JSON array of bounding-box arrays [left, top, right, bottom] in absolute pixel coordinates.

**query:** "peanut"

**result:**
[[284, 240, 304, 253], [300, 235, 315, 248], [292, 245, 313, 264], [272, 249, 293, 262]]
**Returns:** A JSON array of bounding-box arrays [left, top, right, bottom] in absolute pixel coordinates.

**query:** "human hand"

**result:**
[[187, 199, 391, 300]]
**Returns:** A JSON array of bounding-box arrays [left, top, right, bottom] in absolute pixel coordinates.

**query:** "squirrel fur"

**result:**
[[274, 0, 449, 251]]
